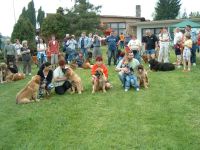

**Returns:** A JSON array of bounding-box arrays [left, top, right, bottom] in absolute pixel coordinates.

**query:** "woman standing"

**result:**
[[37, 38, 47, 67], [21, 40, 32, 75]]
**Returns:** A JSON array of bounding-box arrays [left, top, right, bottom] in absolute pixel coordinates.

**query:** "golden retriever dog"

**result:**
[[142, 54, 148, 64], [65, 67, 83, 94], [6, 72, 25, 82], [137, 64, 149, 88], [92, 67, 106, 93], [16, 75, 41, 104]]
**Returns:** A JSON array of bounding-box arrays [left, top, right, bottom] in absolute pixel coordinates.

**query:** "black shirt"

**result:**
[[143, 34, 158, 50]]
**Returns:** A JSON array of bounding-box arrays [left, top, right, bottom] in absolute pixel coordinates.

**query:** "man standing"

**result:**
[[143, 30, 158, 61], [185, 25, 198, 66], [106, 31, 119, 66], [4, 39, 16, 67], [78, 32, 89, 60]]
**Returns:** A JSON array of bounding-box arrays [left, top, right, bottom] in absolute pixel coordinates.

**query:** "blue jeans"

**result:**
[[146, 49, 156, 55], [133, 50, 141, 62], [125, 74, 139, 90], [191, 44, 197, 63], [118, 72, 125, 86], [108, 50, 117, 65], [81, 48, 88, 60]]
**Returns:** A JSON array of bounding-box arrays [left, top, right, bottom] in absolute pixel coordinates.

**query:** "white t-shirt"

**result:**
[[174, 32, 183, 44], [14, 43, 22, 55], [37, 43, 47, 52], [128, 39, 141, 50], [159, 32, 170, 43], [53, 66, 65, 87]]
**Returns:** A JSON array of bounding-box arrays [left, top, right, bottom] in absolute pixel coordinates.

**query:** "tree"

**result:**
[[40, 13, 69, 41], [65, 0, 101, 36], [37, 6, 45, 28], [181, 9, 188, 19], [26, 0, 36, 28], [20, 7, 27, 19], [11, 17, 35, 52], [189, 11, 200, 18], [154, 0, 181, 20]]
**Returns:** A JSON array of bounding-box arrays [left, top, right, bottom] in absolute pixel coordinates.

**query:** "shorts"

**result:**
[[146, 49, 155, 55], [183, 48, 191, 61]]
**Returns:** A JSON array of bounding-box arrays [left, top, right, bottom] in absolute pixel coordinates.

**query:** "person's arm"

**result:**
[[53, 69, 67, 82], [115, 59, 126, 72], [3, 46, 7, 60], [103, 65, 108, 79]]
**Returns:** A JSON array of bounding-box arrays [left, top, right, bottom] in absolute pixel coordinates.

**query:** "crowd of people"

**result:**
[[2, 24, 200, 99]]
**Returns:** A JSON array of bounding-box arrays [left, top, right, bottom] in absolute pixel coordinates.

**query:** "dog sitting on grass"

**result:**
[[16, 75, 41, 104], [137, 64, 149, 88]]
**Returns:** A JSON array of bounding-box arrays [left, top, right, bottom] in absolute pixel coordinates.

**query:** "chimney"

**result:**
[[136, 5, 141, 17]]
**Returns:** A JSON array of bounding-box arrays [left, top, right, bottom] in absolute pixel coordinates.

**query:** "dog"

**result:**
[[0, 63, 7, 83], [141, 54, 148, 63], [16, 75, 41, 104], [92, 67, 106, 93], [82, 58, 91, 69], [149, 59, 175, 71], [65, 67, 83, 94], [137, 64, 149, 88], [6, 72, 25, 82]]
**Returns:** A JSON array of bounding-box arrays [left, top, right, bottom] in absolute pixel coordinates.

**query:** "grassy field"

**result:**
[[0, 47, 200, 149]]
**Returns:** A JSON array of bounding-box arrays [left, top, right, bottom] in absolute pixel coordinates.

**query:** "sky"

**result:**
[[0, 0, 199, 37]]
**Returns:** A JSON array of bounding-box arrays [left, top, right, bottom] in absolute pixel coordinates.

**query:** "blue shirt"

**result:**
[[106, 35, 118, 51]]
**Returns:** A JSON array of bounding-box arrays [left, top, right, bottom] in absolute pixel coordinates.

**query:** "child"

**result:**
[[183, 33, 192, 72], [174, 40, 182, 68]]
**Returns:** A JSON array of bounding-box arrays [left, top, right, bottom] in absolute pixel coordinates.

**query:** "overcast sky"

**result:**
[[0, 0, 199, 36]]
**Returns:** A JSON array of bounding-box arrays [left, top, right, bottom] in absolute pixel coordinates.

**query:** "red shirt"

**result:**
[[91, 64, 108, 78], [48, 40, 59, 54]]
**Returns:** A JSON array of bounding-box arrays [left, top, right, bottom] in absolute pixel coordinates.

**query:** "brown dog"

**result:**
[[82, 59, 91, 69], [137, 64, 149, 88], [92, 68, 106, 93], [6, 72, 25, 82], [0, 63, 8, 83], [16, 75, 41, 104], [65, 67, 83, 94]]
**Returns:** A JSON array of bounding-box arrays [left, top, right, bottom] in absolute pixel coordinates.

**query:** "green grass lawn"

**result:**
[[0, 47, 200, 149]]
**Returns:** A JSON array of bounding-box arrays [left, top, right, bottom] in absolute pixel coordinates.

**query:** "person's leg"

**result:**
[[55, 86, 65, 95], [124, 75, 131, 91], [27, 59, 32, 75], [130, 75, 139, 90], [118, 72, 125, 87], [163, 43, 169, 63], [93, 47, 97, 60], [113, 50, 117, 65], [158, 44, 164, 62], [22, 60, 27, 74], [63, 80, 72, 91], [107, 50, 112, 66], [51, 54, 54, 65], [191, 44, 197, 65]]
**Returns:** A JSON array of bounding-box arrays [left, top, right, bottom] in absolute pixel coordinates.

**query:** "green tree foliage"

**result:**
[[189, 11, 200, 18], [11, 17, 35, 52], [181, 9, 188, 19], [20, 7, 27, 19], [40, 13, 69, 41], [154, 0, 181, 20], [37, 6, 45, 28], [26, 0, 36, 28], [65, 0, 101, 36]]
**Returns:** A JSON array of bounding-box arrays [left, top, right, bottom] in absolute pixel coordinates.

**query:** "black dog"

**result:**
[[149, 59, 175, 71]]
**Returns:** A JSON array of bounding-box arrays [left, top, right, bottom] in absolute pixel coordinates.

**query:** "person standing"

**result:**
[[106, 31, 119, 66], [158, 27, 170, 63], [185, 25, 198, 66], [21, 40, 32, 75], [78, 32, 89, 60], [119, 32, 125, 49], [143, 30, 159, 61], [183, 33, 192, 72], [127, 35, 142, 62], [37, 38, 47, 67], [92, 32, 102, 59], [66, 35, 77, 62], [48, 35, 59, 69], [14, 39, 22, 62], [4, 39, 16, 67]]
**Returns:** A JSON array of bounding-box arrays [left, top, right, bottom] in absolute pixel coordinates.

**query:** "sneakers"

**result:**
[[192, 63, 196, 66], [125, 89, 128, 92], [28, 73, 32, 76], [136, 88, 140, 91]]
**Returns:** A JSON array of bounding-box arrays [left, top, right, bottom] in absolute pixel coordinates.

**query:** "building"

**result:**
[[100, 15, 145, 36], [133, 18, 200, 41]]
